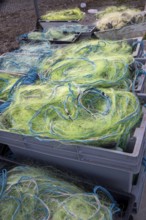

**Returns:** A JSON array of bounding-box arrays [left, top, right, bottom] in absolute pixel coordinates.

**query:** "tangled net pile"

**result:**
[[20, 24, 91, 43], [27, 30, 77, 42], [96, 6, 146, 31], [0, 85, 140, 148], [0, 38, 141, 149], [0, 166, 119, 220], [41, 8, 85, 21], [0, 72, 19, 101], [0, 43, 53, 74], [39, 40, 133, 87]]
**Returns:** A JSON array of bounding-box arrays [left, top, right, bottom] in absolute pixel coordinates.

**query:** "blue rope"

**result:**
[[0, 68, 39, 113], [0, 169, 7, 198], [9, 67, 39, 96], [0, 100, 12, 113], [93, 185, 120, 214]]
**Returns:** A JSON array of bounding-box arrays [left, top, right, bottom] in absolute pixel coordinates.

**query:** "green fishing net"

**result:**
[[96, 6, 145, 30], [39, 40, 133, 88], [0, 166, 115, 220], [0, 84, 140, 149], [41, 8, 85, 21], [51, 39, 133, 58], [0, 44, 53, 74], [27, 30, 77, 42], [0, 73, 19, 101], [26, 24, 92, 42], [0, 52, 42, 74], [18, 42, 52, 55], [0, 39, 141, 149]]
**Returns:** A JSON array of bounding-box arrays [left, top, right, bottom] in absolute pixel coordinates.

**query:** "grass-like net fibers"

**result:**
[[24, 24, 91, 42], [0, 166, 118, 220], [0, 43, 53, 74], [41, 8, 85, 21], [96, 6, 146, 31], [0, 39, 141, 149], [0, 84, 140, 149], [39, 39, 133, 88], [0, 72, 19, 101]]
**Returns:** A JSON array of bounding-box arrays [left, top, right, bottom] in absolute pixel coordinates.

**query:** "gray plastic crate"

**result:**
[[132, 158, 146, 212], [94, 22, 146, 41], [0, 109, 146, 194]]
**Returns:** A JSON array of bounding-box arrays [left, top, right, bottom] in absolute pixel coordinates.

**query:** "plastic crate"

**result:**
[[36, 20, 96, 37], [94, 22, 146, 41], [132, 160, 146, 213], [0, 108, 146, 194], [18, 30, 81, 44]]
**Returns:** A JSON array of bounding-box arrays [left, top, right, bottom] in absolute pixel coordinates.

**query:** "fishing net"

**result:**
[[39, 39, 134, 88], [41, 8, 85, 21], [0, 84, 141, 149], [0, 38, 141, 149], [0, 41, 53, 74], [96, 6, 146, 31], [49, 39, 133, 58], [0, 72, 20, 101], [26, 30, 77, 42], [17, 42, 52, 55], [21, 24, 92, 42], [0, 52, 48, 74], [0, 166, 118, 220]]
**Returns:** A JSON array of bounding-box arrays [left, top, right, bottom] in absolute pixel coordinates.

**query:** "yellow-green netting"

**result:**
[[0, 166, 117, 220], [27, 30, 77, 42], [39, 39, 133, 88], [41, 8, 85, 21], [0, 39, 141, 149], [96, 6, 145, 30], [0, 84, 141, 149], [0, 73, 19, 101], [26, 24, 90, 42]]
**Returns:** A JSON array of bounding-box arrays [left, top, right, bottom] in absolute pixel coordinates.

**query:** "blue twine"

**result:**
[[9, 67, 39, 95], [93, 186, 120, 214], [0, 68, 39, 113], [18, 33, 28, 40], [0, 100, 12, 113], [0, 169, 7, 198]]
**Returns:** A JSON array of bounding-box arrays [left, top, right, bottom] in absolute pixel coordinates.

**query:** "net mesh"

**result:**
[[96, 6, 146, 31], [0, 42, 52, 74], [0, 166, 118, 220], [19, 23, 93, 43], [38, 40, 133, 87], [41, 8, 85, 21], [0, 39, 141, 149]]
